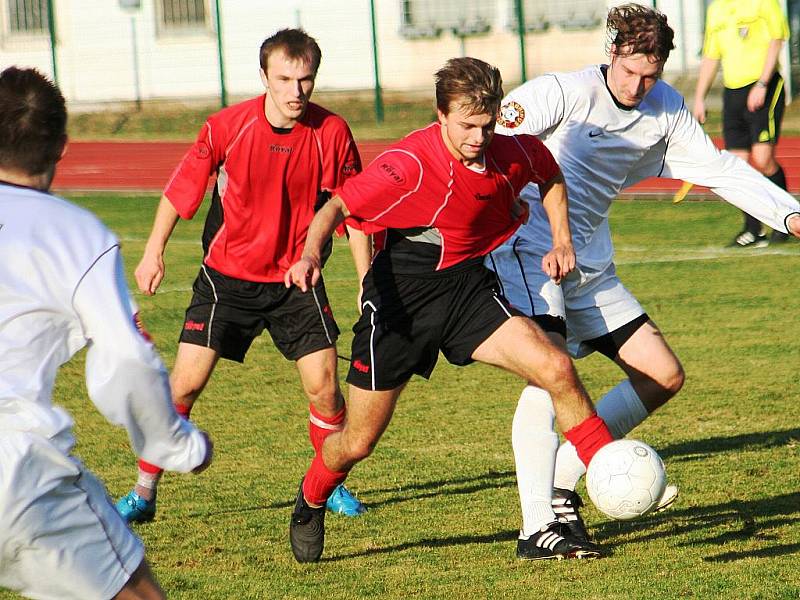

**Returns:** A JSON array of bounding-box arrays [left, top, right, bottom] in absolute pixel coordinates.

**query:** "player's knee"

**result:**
[[536, 351, 577, 391], [305, 382, 342, 414], [752, 156, 777, 175], [113, 560, 165, 600], [633, 361, 684, 406], [662, 362, 685, 398], [343, 432, 379, 462], [170, 375, 205, 405]]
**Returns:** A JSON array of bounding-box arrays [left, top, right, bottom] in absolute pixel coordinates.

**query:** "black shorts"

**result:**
[[723, 73, 785, 150], [346, 259, 524, 391], [179, 265, 339, 362]]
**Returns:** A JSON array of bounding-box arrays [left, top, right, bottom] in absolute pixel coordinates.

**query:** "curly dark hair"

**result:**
[[606, 3, 675, 63]]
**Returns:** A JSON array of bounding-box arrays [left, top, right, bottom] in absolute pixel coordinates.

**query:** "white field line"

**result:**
[[615, 245, 799, 265]]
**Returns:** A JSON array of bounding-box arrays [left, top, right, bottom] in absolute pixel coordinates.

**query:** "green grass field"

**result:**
[[3, 195, 800, 599]]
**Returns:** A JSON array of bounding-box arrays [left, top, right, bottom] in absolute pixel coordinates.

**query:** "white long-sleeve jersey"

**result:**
[[496, 65, 800, 273], [0, 182, 206, 471]]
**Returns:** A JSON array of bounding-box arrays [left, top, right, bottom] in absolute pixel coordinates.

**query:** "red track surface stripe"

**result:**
[[53, 138, 800, 194]]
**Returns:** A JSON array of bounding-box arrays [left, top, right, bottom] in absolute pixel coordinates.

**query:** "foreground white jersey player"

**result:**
[[0, 66, 212, 600], [490, 3, 800, 548]]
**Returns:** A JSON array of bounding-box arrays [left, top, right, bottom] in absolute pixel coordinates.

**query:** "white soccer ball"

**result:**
[[585, 439, 667, 521]]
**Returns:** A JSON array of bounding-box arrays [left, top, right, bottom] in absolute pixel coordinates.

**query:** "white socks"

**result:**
[[513, 385, 560, 538], [135, 471, 161, 501], [553, 379, 649, 491]]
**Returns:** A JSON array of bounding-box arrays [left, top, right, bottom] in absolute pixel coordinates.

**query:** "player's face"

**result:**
[[607, 48, 664, 108], [437, 102, 496, 165], [261, 49, 316, 127]]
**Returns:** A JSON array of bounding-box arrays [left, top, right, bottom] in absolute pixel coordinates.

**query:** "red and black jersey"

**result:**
[[338, 123, 558, 273], [164, 97, 361, 282]]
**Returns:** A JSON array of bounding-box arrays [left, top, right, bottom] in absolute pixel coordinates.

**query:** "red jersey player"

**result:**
[[116, 28, 372, 523], [284, 57, 615, 563]]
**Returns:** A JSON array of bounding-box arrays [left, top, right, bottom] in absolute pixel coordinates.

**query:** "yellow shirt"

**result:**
[[702, 0, 789, 88]]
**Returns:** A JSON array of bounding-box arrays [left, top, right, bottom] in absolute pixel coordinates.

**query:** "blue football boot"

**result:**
[[325, 484, 366, 516], [116, 490, 156, 524]]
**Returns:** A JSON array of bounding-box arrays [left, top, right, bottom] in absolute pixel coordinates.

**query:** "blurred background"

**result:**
[[2, 0, 799, 117]]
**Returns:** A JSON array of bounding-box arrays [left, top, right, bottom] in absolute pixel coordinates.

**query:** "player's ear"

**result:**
[[436, 108, 447, 126], [58, 135, 68, 162], [259, 68, 268, 89]]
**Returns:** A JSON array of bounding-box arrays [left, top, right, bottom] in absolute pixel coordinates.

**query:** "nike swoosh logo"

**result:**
[[589, 130, 604, 138]]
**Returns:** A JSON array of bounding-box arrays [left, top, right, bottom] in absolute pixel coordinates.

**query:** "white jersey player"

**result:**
[[0, 66, 211, 600], [488, 3, 800, 549]]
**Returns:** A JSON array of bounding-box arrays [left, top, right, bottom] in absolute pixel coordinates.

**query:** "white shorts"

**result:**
[[488, 238, 645, 358], [0, 431, 144, 600]]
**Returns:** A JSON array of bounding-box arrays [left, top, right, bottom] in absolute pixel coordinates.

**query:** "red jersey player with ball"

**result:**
[[285, 57, 615, 563]]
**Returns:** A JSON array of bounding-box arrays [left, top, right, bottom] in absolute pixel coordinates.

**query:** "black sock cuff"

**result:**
[[767, 166, 787, 191]]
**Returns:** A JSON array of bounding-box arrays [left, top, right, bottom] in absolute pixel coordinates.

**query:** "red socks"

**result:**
[[564, 413, 614, 467], [303, 453, 348, 506], [304, 404, 348, 505], [308, 404, 345, 454], [138, 402, 193, 474]]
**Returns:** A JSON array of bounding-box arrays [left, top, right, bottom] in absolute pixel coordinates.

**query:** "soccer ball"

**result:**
[[585, 439, 667, 521]]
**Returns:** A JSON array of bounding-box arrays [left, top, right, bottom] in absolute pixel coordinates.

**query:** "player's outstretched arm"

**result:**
[[75, 246, 211, 473], [539, 172, 575, 284], [285, 195, 350, 292], [135, 194, 181, 295]]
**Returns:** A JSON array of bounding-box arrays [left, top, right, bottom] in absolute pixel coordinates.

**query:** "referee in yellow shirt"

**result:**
[[693, 0, 790, 247]]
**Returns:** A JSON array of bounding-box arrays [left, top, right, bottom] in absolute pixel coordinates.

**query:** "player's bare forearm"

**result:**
[[346, 225, 372, 281], [346, 224, 372, 313], [694, 58, 719, 101], [285, 196, 349, 291], [748, 41, 783, 112], [144, 195, 181, 254], [304, 196, 348, 263], [760, 39, 783, 84], [135, 195, 180, 294], [540, 173, 576, 283], [540, 173, 572, 250], [693, 58, 719, 122]]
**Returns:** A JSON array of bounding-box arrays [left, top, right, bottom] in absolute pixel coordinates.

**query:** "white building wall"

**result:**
[[0, 0, 720, 105]]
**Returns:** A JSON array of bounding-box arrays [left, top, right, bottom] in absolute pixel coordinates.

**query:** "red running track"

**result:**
[[53, 138, 800, 194]]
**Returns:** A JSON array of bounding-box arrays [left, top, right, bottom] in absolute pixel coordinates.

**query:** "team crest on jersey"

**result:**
[[738, 26, 749, 39], [498, 101, 525, 129], [194, 142, 210, 159]]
